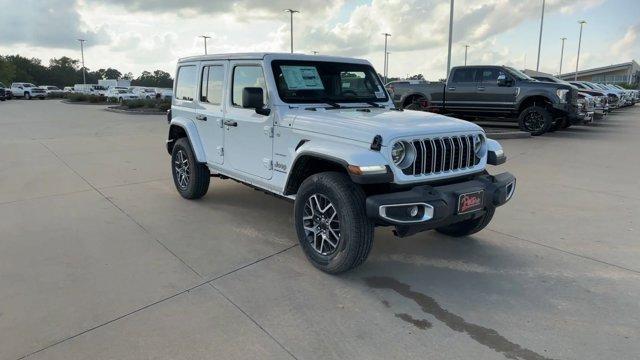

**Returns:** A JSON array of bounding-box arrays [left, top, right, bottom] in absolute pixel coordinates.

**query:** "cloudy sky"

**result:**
[[0, 0, 638, 80]]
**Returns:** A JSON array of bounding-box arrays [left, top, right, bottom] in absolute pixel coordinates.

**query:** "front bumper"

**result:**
[[365, 172, 515, 237]]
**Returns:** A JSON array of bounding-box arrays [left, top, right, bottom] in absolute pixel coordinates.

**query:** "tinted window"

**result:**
[[200, 65, 224, 105], [479, 68, 506, 83], [451, 68, 477, 83], [175, 65, 197, 101], [232, 66, 266, 106]]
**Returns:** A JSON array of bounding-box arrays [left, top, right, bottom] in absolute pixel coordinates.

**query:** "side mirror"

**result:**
[[497, 74, 509, 87], [242, 87, 270, 116]]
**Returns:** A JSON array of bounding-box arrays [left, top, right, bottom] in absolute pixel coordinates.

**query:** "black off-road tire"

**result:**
[[436, 207, 495, 237], [518, 105, 553, 136], [171, 137, 210, 199], [294, 172, 374, 274]]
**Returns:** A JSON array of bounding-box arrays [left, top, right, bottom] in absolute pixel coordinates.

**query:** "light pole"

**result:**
[[446, 0, 454, 79], [464, 45, 470, 66], [385, 52, 390, 82], [382, 33, 391, 83], [559, 37, 567, 76], [199, 35, 211, 55], [77, 39, 86, 85], [284, 9, 299, 53], [575, 20, 586, 81], [536, 0, 545, 71]]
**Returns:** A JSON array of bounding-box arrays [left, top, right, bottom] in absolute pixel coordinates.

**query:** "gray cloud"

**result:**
[[0, 0, 109, 48]]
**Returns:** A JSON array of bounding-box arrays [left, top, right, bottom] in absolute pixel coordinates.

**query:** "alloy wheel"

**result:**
[[174, 149, 190, 189], [524, 111, 545, 132], [303, 194, 341, 255]]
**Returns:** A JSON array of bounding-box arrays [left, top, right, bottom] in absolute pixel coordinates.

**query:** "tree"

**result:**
[[408, 74, 424, 80], [0, 57, 17, 85]]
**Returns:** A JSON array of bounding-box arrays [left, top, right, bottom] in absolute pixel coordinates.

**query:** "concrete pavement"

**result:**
[[0, 100, 638, 360]]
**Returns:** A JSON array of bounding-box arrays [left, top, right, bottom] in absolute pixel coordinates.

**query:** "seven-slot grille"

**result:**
[[401, 135, 479, 176]]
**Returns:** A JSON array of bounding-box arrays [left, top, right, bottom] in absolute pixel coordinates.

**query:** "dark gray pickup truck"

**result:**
[[387, 65, 587, 135]]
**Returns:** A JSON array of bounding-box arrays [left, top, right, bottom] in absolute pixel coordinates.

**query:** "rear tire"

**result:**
[[436, 207, 495, 237], [294, 172, 374, 274], [518, 105, 552, 136], [171, 138, 210, 199]]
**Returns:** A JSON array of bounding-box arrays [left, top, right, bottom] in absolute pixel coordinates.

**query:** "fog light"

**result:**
[[408, 205, 419, 217]]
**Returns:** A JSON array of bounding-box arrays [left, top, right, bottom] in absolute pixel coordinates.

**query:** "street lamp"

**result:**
[[559, 37, 567, 76], [386, 52, 390, 82], [77, 39, 86, 85], [199, 35, 211, 55], [536, 0, 545, 71], [382, 33, 391, 83], [284, 9, 300, 53], [464, 44, 470, 66], [575, 20, 586, 81], [446, 0, 454, 78]]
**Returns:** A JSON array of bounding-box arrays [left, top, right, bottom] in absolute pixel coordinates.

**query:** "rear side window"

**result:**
[[232, 66, 266, 106], [175, 65, 197, 101], [451, 68, 477, 83], [200, 65, 224, 105]]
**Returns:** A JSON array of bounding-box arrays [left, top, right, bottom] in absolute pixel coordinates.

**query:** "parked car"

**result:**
[[42, 85, 64, 96], [0, 82, 11, 100], [11, 82, 47, 99], [166, 53, 515, 273], [575, 82, 622, 108], [155, 88, 173, 100], [131, 87, 157, 99], [0, 86, 5, 101], [388, 66, 585, 135], [73, 84, 107, 96], [106, 88, 139, 102], [63, 86, 74, 93], [532, 75, 601, 121]]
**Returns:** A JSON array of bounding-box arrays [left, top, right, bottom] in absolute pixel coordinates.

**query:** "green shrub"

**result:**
[[66, 93, 88, 102], [88, 95, 106, 103], [46, 92, 66, 99], [121, 98, 171, 111]]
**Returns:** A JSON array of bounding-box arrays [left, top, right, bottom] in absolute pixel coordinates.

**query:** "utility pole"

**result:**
[[575, 20, 586, 81], [382, 33, 391, 83], [199, 35, 211, 54], [559, 37, 567, 76], [284, 9, 299, 53], [446, 0, 454, 79], [77, 39, 86, 85], [536, 0, 545, 71], [464, 45, 470, 66], [386, 52, 390, 82]]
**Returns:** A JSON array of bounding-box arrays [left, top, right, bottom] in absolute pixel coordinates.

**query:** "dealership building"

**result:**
[[557, 60, 639, 85]]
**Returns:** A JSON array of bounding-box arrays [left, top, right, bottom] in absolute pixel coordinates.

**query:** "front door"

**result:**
[[446, 67, 479, 114], [195, 61, 227, 165], [476, 67, 516, 114], [224, 63, 273, 180]]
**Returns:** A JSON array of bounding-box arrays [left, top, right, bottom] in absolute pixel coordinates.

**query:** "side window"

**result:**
[[200, 65, 224, 105], [451, 69, 477, 83], [479, 68, 504, 83], [232, 66, 266, 106], [175, 65, 197, 101]]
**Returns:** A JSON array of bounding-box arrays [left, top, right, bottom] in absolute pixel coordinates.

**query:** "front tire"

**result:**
[[436, 207, 495, 237], [518, 105, 552, 136], [171, 138, 210, 199], [294, 172, 374, 274], [24, 92, 31, 100]]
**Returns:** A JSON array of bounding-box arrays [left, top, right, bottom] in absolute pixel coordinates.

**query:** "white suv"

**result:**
[[11, 82, 47, 99], [166, 53, 515, 273]]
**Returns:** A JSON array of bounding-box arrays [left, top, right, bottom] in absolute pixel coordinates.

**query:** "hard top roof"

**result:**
[[178, 52, 371, 65]]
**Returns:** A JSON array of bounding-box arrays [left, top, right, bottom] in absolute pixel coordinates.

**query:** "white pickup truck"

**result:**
[[166, 53, 516, 273], [11, 82, 47, 99]]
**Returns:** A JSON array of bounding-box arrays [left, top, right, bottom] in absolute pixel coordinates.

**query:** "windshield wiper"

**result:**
[[366, 101, 382, 108]]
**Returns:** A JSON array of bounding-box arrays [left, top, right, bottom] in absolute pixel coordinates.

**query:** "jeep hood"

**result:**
[[288, 108, 482, 146]]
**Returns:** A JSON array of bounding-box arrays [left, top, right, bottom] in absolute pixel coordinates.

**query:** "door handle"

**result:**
[[477, 86, 485, 91], [223, 120, 238, 127], [195, 114, 207, 121]]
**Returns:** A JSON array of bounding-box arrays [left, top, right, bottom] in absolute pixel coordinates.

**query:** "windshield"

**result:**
[[117, 90, 131, 94], [271, 60, 388, 104], [24, 84, 34, 88], [505, 67, 536, 81]]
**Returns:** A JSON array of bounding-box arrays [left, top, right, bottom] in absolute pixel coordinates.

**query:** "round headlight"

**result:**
[[391, 142, 406, 165], [473, 134, 485, 155]]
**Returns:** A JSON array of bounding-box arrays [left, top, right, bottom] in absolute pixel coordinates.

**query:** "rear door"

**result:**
[[476, 67, 516, 114], [195, 61, 227, 165], [223, 62, 274, 180], [446, 67, 479, 114]]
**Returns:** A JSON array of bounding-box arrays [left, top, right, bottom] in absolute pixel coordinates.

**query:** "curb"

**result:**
[[104, 106, 165, 115], [484, 131, 531, 139], [61, 100, 110, 105]]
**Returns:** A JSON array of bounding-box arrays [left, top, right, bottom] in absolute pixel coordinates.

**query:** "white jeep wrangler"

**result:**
[[167, 53, 515, 274]]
